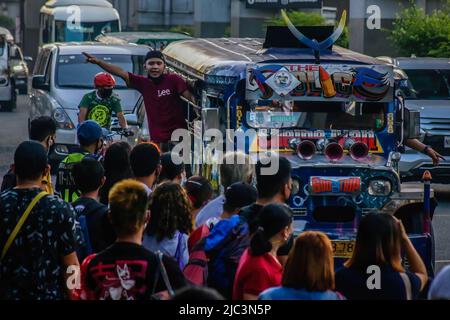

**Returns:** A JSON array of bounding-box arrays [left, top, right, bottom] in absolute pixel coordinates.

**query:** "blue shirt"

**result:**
[[335, 265, 421, 300], [259, 287, 345, 300], [142, 231, 189, 270]]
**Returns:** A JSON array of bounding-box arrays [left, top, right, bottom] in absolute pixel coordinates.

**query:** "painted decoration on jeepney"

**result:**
[[250, 129, 384, 153], [246, 64, 394, 102]]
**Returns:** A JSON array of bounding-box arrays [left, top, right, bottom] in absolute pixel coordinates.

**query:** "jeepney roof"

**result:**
[[96, 32, 192, 45], [163, 38, 386, 81]]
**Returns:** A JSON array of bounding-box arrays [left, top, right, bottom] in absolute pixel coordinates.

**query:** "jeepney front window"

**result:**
[[245, 101, 387, 131]]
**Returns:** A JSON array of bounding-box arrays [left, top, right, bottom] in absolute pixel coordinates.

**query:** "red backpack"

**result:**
[[183, 225, 211, 286]]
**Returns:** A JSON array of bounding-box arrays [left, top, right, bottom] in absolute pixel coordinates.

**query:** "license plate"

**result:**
[[332, 240, 355, 258], [445, 136, 450, 148]]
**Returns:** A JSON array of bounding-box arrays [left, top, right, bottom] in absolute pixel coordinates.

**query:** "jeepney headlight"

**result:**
[[368, 179, 392, 196]]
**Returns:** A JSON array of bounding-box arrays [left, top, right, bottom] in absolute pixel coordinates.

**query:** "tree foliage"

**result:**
[[265, 10, 349, 48], [0, 15, 14, 30], [389, 0, 450, 57]]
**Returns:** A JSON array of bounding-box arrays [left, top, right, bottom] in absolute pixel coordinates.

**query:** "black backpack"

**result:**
[[72, 198, 115, 261]]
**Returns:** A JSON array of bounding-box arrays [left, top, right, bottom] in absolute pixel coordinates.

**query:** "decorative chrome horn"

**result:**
[[325, 142, 344, 162], [297, 140, 317, 160], [345, 139, 369, 161], [289, 139, 316, 160]]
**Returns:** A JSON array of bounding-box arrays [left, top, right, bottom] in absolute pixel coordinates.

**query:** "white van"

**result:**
[[40, 0, 121, 46], [30, 42, 149, 166], [0, 27, 16, 111]]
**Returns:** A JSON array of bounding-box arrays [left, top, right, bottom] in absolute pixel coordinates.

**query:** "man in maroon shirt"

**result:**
[[83, 51, 196, 148]]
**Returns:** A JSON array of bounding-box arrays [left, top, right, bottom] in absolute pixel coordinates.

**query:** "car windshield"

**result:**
[[55, 20, 120, 42], [56, 54, 144, 89], [401, 69, 450, 100], [245, 101, 386, 131]]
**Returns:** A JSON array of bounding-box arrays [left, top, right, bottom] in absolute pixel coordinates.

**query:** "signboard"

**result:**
[[246, 0, 322, 9], [246, 63, 394, 103]]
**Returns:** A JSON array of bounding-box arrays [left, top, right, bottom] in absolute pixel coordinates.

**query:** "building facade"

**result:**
[[6, 0, 448, 62]]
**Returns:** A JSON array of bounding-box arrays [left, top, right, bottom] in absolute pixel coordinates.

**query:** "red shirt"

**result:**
[[128, 73, 188, 143], [232, 249, 283, 300]]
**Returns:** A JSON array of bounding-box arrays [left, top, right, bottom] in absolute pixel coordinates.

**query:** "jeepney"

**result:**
[[162, 16, 436, 275]]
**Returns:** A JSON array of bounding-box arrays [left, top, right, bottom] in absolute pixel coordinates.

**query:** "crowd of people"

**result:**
[[1, 116, 450, 301]]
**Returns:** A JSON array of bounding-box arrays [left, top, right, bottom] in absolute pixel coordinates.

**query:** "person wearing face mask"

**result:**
[[1, 116, 57, 194], [78, 73, 128, 131], [56, 120, 106, 203], [82, 51, 196, 150]]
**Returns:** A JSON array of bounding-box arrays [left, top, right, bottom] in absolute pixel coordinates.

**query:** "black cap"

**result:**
[[145, 50, 166, 63], [224, 182, 258, 212]]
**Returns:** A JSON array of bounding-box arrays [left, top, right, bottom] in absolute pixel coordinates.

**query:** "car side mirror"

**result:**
[[403, 107, 421, 140], [125, 113, 139, 126], [24, 56, 33, 63], [32, 75, 50, 91]]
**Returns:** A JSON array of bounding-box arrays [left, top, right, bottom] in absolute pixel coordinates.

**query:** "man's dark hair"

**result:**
[[159, 152, 185, 182], [14, 141, 48, 181], [256, 156, 291, 199], [184, 176, 213, 210], [29, 116, 57, 142], [130, 143, 161, 178], [73, 158, 105, 194], [145, 50, 166, 63]]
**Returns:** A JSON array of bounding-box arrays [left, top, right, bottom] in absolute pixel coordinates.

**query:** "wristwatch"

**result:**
[[422, 145, 431, 155]]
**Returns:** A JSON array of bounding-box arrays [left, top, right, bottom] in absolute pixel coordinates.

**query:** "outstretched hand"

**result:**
[[82, 52, 99, 64], [426, 147, 445, 166]]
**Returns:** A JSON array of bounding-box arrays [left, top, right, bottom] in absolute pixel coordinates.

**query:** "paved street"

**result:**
[[1, 95, 450, 275]]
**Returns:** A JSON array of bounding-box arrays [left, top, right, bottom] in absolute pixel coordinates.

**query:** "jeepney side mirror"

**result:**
[[403, 107, 421, 140], [202, 108, 219, 132]]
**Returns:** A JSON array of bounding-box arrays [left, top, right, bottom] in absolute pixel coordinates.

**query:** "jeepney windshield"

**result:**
[[245, 101, 387, 131]]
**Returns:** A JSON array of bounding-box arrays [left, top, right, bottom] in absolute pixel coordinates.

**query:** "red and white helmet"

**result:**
[[94, 72, 116, 89]]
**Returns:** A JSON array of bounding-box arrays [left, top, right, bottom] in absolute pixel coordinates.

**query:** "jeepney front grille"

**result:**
[[292, 208, 307, 216]]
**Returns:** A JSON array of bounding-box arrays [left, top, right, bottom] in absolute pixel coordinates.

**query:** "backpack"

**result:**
[[183, 238, 209, 286], [204, 215, 250, 299], [72, 198, 113, 261], [183, 225, 212, 286]]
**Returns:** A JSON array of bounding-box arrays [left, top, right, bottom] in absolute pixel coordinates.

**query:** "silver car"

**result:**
[[30, 42, 149, 166], [378, 57, 450, 183]]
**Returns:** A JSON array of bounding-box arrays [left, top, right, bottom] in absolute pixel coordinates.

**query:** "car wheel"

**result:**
[[19, 85, 28, 95]]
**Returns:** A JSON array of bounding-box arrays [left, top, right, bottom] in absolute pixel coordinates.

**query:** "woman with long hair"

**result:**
[[143, 182, 193, 270], [259, 231, 345, 300], [335, 213, 428, 300], [232, 203, 293, 300]]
